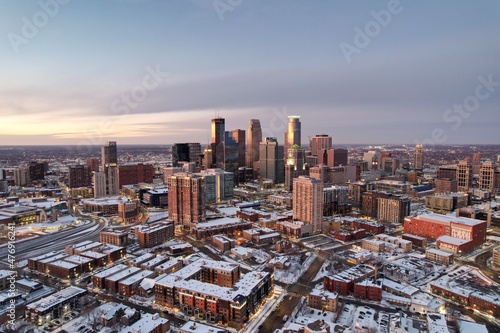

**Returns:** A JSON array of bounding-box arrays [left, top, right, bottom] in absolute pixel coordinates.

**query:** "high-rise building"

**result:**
[[259, 137, 284, 184], [246, 119, 262, 170], [167, 173, 206, 229], [293, 176, 323, 233], [229, 129, 246, 168], [414, 144, 424, 170], [188, 143, 202, 165], [101, 141, 119, 196], [456, 160, 472, 192], [13, 167, 30, 186], [172, 143, 190, 166], [172, 143, 202, 167], [101, 141, 118, 170], [284, 116, 301, 158], [211, 117, 225, 169], [203, 145, 213, 170], [28, 161, 47, 180], [86, 158, 100, 172], [377, 196, 410, 225], [224, 132, 240, 175], [118, 163, 155, 187], [284, 145, 308, 191], [310, 134, 332, 156], [68, 165, 92, 188], [93, 172, 107, 198], [198, 168, 234, 203], [318, 149, 348, 167], [479, 161, 494, 191]]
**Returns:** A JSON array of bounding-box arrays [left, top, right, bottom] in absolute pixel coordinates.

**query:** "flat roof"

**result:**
[[106, 267, 141, 282], [118, 270, 155, 286], [26, 286, 86, 312], [93, 264, 128, 279]]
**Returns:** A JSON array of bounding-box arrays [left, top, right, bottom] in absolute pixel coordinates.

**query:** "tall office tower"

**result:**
[[188, 143, 202, 165], [102, 141, 118, 171], [224, 132, 240, 175], [310, 134, 332, 156], [259, 137, 284, 184], [13, 167, 30, 186], [107, 166, 119, 195], [414, 144, 424, 170], [86, 157, 100, 172], [284, 116, 301, 158], [93, 172, 107, 198], [456, 160, 472, 192], [167, 173, 206, 229], [198, 168, 234, 203], [172, 143, 202, 167], [203, 145, 213, 170], [211, 117, 225, 169], [68, 165, 92, 188], [318, 149, 348, 167], [229, 129, 246, 168], [101, 141, 118, 195], [172, 143, 190, 166], [293, 176, 324, 233], [284, 145, 309, 191], [28, 161, 46, 180], [479, 161, 494, 191], [246, 119, 262, 170]]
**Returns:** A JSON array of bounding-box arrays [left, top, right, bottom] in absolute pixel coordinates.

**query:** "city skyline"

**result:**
[[1, 1, 499, 146]]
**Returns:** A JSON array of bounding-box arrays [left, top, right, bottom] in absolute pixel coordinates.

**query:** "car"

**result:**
[[258, 324, 263, 330]]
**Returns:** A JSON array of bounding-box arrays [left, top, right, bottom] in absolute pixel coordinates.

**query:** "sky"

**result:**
[[0, 0, 499, 146]]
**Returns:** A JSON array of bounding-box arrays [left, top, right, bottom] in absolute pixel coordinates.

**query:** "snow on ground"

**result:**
[[352, 306, 377, 332], [312, 260, 331, 281], [336, 304, 356, 327], [274, 252, 316, 284]]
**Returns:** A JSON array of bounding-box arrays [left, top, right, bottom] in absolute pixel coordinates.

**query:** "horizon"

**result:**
[[1, 1, 499, 145]]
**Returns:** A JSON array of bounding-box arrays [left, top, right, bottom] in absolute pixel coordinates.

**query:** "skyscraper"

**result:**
[[172, 143, 202, 167], [479, 161, 494, 191], [229, 129, 246, 168], [284, 116, 301, 158], [259, 137, 284, 184], [246, 119, 262, 170], [456, 160, 472, 192], [414, 144, 424, 170], [284, 145, 308, 191], [101, 141, 119, 195], [167, 173, 206, 229], [211, 117, 225, 169], [310, 134, 332, 156], [68, 165, 92, 188], [102, 141, 117, 170], [293, 176, 324, 233]]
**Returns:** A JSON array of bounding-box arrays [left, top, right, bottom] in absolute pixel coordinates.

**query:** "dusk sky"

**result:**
[[1, 0, 499, 146]]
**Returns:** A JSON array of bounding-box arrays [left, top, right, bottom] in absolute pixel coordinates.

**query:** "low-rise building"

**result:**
[[426, 248, 454, 265], [25, 286, 87, 325]]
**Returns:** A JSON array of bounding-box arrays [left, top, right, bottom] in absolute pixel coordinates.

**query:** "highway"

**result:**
[[0, 216, 107, 270]]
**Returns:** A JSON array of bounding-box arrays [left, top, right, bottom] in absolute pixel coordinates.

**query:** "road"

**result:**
[[259, 253, 326, 332], [0, 216, 107, 270]]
